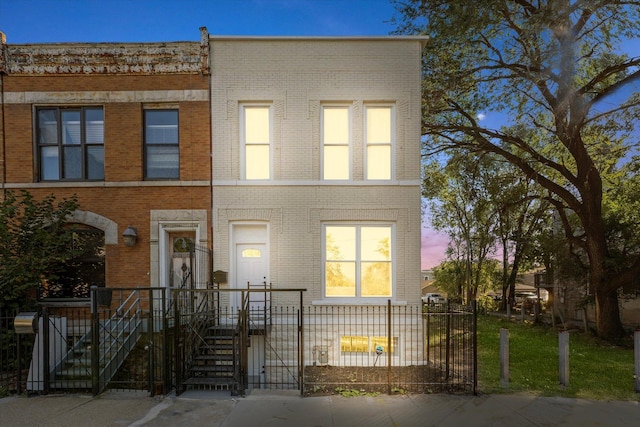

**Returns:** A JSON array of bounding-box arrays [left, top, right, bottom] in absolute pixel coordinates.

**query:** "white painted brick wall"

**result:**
[[211, 38, 423, 305]]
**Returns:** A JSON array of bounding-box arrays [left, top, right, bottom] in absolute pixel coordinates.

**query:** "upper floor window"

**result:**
[[324, 224, 393, 298], [322, 106, 350, 180], [145, 109, 179, 179], [365, 106, 393, 180], [242, 105, 271, 180], [37, 107, 104, 181]]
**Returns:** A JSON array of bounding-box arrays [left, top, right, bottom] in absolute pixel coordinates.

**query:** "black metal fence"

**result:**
[[1, 307, 33, 394], [0, 288, 168, 396], [304, 301, 476, 395], [2, 289, 476, 397]]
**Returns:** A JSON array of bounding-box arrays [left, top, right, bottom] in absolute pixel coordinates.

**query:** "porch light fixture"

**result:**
[[122, 226, 138, 247]]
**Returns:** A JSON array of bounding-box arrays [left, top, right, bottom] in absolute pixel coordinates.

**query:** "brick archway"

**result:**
[[69, 210, 118, 244]]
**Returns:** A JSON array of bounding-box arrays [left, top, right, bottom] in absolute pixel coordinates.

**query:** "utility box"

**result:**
[[313, 345, 329, 366], [14, 312, 38, 334]]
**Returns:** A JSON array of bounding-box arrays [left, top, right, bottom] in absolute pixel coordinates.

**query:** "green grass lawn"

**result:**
[[477, 314, 639, 401]]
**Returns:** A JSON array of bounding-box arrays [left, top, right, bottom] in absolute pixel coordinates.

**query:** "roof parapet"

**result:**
[[0, 28, 209, 76]]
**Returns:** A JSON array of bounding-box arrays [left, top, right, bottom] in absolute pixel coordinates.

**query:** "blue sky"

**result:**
[[0, 0, 448, 268], [0, 0, 398, 43], [3, 1, 637, 271]]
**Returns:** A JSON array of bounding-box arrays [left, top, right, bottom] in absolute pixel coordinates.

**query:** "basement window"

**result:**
[[340, 335, 397, 355]]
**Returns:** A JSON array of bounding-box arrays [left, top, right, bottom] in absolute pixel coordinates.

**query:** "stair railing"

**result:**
[[94, 289, 144, 394], [175, 290, 213, 392]]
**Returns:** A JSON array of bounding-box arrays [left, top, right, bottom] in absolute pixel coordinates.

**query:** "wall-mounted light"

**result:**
[[122, 226, 138, 247]]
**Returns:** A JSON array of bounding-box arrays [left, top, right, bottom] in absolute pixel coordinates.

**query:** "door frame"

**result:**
[[229, 222, 269, 308], [150, 209, 208, 313]]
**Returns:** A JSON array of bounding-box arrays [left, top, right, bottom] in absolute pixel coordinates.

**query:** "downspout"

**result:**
[[1, 31, 7, 198], [200, 27, 213, 251]]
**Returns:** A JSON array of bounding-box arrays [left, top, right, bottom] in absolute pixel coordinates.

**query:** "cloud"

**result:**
[[476, 112, 486, 121]]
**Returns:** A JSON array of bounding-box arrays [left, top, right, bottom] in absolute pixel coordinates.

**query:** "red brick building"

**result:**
[[0, 29, 212, 302]]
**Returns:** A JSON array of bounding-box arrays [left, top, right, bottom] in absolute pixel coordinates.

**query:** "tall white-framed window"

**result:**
[[365, 105, 393, 180], [323, 224, 393, 298], [241, 104, 272, 180], [322, 105, 351, 180]]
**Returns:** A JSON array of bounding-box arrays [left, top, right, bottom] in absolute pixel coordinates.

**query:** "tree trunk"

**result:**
[[594, 285, 625, 340]]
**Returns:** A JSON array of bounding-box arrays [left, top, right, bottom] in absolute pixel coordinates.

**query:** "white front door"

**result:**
[[235, 243, 268, 310]]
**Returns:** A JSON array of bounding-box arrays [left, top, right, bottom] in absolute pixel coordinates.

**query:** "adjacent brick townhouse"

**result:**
[[0, 29, 212, 304]]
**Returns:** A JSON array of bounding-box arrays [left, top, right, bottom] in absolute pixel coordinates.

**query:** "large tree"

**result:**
[[394, 0, 640, 339], [424, 152, 500, 303], [0, 190, 79, 309]]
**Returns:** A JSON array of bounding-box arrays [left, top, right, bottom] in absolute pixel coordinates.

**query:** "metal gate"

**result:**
[[170, 290, 476, 396]]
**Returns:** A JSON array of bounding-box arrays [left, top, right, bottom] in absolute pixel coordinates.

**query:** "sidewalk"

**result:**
[[0, 389, 638, 427]]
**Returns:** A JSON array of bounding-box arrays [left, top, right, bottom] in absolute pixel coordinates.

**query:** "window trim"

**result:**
[[240, 103, 273, 181], [322, 223, 395, 302], [364, 104, 394, 181], [144, 108, 180, 180], [35, 106, 105, 182], [321, 104, 352, 181]]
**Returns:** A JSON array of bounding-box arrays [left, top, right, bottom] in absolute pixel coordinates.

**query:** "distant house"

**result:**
[[421, 269, 436, 296]]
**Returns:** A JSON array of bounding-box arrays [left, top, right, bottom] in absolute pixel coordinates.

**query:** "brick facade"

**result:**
[[0, 30, 212, 292], [0, 31, 425, 307]]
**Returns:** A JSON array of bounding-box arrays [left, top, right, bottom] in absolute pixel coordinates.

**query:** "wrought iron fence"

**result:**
[[304, 301, 476, 395], [3, 289, 476, 397], [0, 288, 168, 396], [170, 290, 476, 396], [1, 307, 34, 394]]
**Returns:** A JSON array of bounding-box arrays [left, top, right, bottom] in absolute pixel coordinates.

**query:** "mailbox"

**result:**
[[14, 312, 38, 334], [212, 270, 228, 284]]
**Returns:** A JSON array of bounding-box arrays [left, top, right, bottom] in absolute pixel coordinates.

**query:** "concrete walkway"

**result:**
[[0, 389, 638, 426]]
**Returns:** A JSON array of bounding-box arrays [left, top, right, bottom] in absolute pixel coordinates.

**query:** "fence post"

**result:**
[[472, 300, 478, 395], [91, 287, 100, 395], [500, 328, 509, 388], [299, 291, 304, 396], [559, 331, 570, 388], [445, 301, 451, 380], [426, 306, 431, 363], [174, 293, 182, 394], [634, 330, 640, 393], [162, 289, 171, 393], [387, 299, 392, 395], [42, 307, 50, 394], [147, 299, 154, 396]]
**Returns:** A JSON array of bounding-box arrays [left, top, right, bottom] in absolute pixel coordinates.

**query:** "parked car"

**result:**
[[514, 292, 537, 311], [422, 293, 446, 304]]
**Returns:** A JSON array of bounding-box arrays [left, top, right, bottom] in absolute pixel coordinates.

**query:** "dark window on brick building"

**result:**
[[36, 107, 105, 181], [144, 109, 179, 179]]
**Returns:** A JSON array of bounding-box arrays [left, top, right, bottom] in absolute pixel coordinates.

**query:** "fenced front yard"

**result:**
[[1, 289, 476, 397]]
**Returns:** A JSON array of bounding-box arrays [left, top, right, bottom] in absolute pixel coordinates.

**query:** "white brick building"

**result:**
[[210, 37, 425, 307]]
